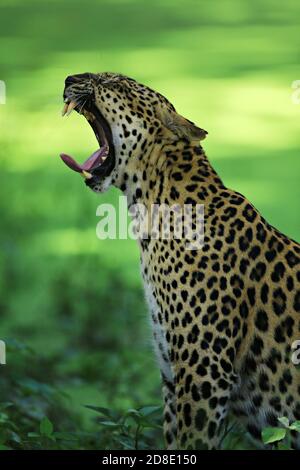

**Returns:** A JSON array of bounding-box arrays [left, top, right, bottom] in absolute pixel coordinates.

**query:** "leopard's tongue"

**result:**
[[60, 145, 108, 173]]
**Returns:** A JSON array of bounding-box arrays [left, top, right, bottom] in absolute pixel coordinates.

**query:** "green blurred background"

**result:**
[[0, 0, 299, 449]]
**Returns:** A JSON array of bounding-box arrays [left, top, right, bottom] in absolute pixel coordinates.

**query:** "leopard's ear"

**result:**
[[155, 102, 208, 141]]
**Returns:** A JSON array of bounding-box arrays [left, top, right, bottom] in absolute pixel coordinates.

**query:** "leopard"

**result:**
[[60, 72, 300, 450]]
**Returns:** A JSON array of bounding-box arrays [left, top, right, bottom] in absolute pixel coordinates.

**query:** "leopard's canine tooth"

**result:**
[[61, 103, 69, 116], [81, 170, 93, 180], [65, 100, 77, 116]]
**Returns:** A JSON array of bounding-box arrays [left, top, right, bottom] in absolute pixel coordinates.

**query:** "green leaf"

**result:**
[[0, 402, 14, 410], [39, 417, 53, 436], [126, 409, 141, 416], [140, 421, 162, 430], [262, 427, 286, 444], [125, 409, 142, 423], [138, 406, 162, 418], [0, 444, 11, 450], [0, 413, 9, 424], [84, 405, 110, 415], [278, 417, 289, 428], [277, 442, 292, 450], [289, 421, 300, 433], [117, 437, 135, 450], [84, 405, 118, 420], [28, 432, 41, 438], [10, 432, 21, 444], [98, 420, 121, 428]]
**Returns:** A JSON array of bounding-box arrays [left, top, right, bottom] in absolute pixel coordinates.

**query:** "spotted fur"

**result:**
[[64, 72, 300, 449]]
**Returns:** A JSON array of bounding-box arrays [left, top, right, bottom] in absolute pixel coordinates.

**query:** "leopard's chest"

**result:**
[[141, 258, 174, 383]]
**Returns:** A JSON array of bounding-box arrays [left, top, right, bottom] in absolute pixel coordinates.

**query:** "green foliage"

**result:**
[[84, 405, 162, 449], [262, 427, 287, 445], [220, 421, 257, 450], [0, 329, 163, 450], [0, 340, 81, 450], [262, 418, 300, 449]]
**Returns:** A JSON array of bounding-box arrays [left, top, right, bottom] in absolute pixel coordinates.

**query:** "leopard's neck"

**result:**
[[119, 139, 224, 210]]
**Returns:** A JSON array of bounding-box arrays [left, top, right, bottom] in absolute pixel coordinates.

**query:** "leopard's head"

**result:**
[[61, 72, 207, 193]]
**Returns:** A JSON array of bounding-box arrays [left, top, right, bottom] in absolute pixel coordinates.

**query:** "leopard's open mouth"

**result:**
[[60, 93, 115, 185]]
